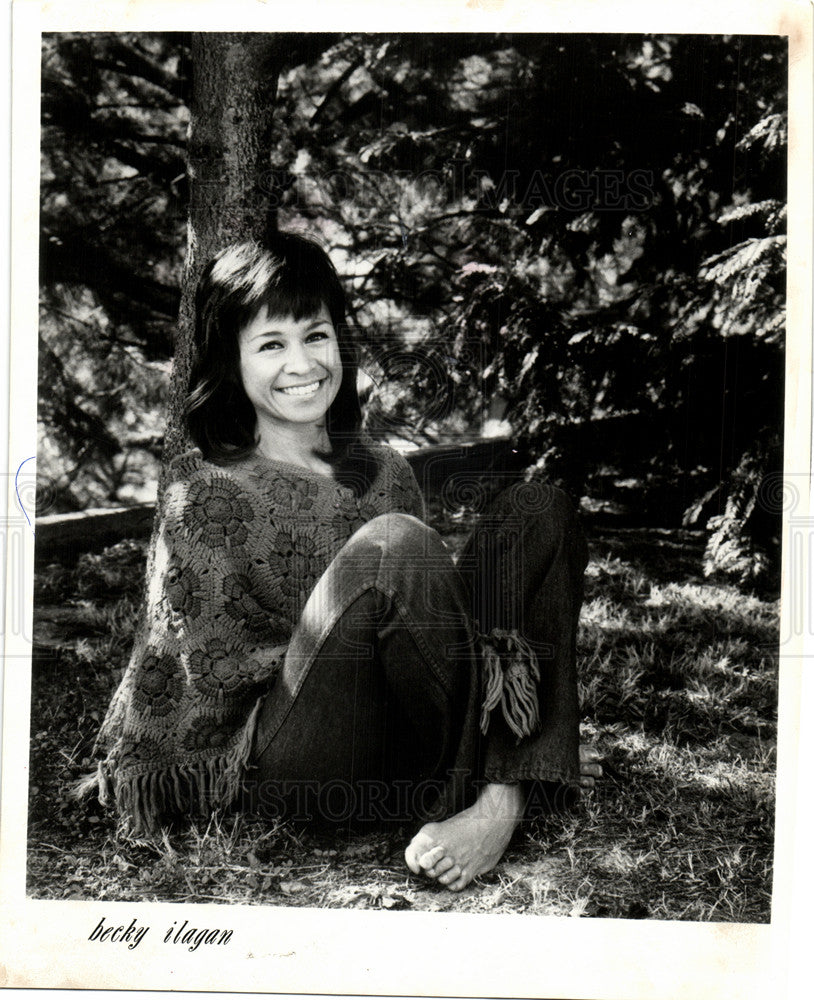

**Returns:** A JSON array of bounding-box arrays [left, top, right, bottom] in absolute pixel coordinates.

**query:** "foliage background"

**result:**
[[28, 29, 784, 922], [39, 31, 787, 585]]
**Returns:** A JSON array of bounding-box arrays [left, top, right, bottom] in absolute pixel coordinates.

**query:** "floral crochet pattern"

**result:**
[[181, 713, 240, 753], [221, 572, 287, 642], [183, 476, 255, 548], [165, 561, 203, 618], [118, 735, 164, 769], [265, 528, 323, 598], [131, 651, 183, 717], [275, 474, 319, 515], [188, 637, 262, 700]]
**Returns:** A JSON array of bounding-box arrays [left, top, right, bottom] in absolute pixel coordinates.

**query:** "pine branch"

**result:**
[[40, 229, 179, 354], [94, 38, 186, 100]]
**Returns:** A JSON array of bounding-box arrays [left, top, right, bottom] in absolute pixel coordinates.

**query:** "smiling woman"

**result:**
[[87, 230, 592, 894], [237, 304, 343, 474], [183, 235, 366, 476]]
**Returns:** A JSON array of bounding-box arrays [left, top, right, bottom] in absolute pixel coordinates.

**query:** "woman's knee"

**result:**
[[480, 481, 587, 568], [527, 485, 588, 575], [497, 480, 575, 522], [353, 512, 449, 562], [347, 513, 464, 609]]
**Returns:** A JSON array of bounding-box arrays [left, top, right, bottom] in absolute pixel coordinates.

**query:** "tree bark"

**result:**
[[162, 33, 283, 472]]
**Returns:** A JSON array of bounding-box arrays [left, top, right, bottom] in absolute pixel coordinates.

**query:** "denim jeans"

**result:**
[[247, 482, 588, 826]]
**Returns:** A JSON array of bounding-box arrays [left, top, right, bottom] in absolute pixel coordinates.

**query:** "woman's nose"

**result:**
[[282, 340, 313, 373]]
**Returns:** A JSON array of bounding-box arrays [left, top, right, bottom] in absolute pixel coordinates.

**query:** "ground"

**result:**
[[26, 513, 776, 920]]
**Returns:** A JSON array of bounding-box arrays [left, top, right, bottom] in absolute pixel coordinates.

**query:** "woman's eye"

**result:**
[[307, 330, 330, 342], [258, 340, 282, 352]]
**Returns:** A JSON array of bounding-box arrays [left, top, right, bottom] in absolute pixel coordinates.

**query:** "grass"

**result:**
[[27, 520, 777, 920]]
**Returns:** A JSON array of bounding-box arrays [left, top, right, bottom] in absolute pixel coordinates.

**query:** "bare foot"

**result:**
[[405, 752, 602, 891], [404, 783, 524, 892], [580, 744, 603, 788]]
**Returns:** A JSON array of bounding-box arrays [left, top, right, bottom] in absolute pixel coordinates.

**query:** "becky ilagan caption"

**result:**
[[88, 916, 234, 951]]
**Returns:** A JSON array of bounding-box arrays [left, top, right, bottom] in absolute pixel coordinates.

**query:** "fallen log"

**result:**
[[34, 504, 155, 565]]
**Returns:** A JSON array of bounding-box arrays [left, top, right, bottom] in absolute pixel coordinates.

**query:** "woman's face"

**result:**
[[237, 303, 343, 434]]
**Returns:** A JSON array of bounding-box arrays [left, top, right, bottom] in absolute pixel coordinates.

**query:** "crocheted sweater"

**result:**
[[93, 440, 544, 835], [93, 440, 427, 834]]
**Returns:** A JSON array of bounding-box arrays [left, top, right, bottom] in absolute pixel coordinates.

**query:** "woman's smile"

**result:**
[[276, 378, 326, 396]]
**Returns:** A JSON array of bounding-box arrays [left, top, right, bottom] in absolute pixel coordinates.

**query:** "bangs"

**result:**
[[210, 237, 345, 330], [257, 274, 332, 323]]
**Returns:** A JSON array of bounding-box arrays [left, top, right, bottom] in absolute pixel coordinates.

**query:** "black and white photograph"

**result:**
[[2, 1, 812, 996]]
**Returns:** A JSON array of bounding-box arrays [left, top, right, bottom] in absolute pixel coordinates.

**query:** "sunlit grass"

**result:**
[[28, 529, 777, 920]]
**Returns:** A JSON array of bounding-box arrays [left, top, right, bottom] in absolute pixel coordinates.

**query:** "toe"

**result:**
[[405, 833, 433, 874], [405, 826, 440, 875], [438, 864, 462, 886], [404, 843, 422, 874], [418, 845, 446, 871], [426, 855, 456, 878], [449, 870, 471, 892]]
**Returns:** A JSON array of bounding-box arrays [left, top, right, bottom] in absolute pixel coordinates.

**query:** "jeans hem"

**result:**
[[482, 765, 579, 785]]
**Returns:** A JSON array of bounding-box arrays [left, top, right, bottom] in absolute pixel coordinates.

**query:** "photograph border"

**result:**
[[2, 1, 812, 997]]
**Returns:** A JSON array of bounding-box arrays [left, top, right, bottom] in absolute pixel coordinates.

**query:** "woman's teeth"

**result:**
[[278, 380, 322, 396]]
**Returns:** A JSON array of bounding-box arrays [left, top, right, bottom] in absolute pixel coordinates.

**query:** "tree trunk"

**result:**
[[163, 32, 283, 474]]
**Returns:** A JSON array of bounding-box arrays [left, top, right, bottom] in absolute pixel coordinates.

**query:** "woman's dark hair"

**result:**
[[185, 232, 376, 491]]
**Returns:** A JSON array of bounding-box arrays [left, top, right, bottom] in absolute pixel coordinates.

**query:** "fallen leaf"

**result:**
[[280, 881, 307, 894], [382, 893, 412, 910]]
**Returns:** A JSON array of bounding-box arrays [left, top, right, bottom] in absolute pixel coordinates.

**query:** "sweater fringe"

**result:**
[[97, 698, 264, 838], [476, 627, 542, 743]]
